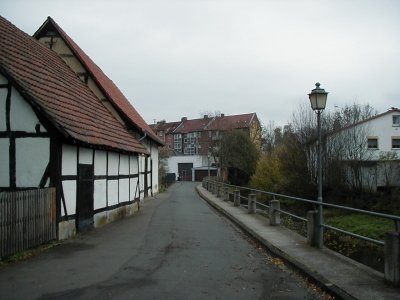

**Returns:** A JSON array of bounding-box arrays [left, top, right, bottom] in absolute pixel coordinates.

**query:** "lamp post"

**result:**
[[308, 82, 328, 248], [207, 152, 211, 178]]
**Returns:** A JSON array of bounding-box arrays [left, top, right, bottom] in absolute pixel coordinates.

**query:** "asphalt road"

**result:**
[[0, 182, 324, 300]]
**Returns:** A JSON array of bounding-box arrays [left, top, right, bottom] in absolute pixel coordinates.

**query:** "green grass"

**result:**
[[324, 210, 394, 240]]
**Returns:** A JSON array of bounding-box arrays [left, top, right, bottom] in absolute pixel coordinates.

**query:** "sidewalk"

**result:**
[[196, 184, 400, 300]]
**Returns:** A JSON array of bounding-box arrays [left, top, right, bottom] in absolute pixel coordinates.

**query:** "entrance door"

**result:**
[[76, 164, 94, 232], [178, 163, 193, 181]]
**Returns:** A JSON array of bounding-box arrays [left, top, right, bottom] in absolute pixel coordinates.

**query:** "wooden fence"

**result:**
[[0, 188, 57, 259]]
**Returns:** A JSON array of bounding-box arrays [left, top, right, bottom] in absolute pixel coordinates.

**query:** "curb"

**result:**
[[196, 185, 357, 300]]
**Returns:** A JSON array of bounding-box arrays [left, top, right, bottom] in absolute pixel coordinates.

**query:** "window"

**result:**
[[367, 138, 378, 149], [393, 115, 400, 127], [183, 132, 198, 155], [174, 134, 182, 152], [392, 138, 400, 149]]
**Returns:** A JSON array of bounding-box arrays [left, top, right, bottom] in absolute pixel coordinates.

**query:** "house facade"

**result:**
[[0, 16, 162, 240], [151, 113, 261, 181], [326, 108, 400, 190], [33, 17, 162, 197]]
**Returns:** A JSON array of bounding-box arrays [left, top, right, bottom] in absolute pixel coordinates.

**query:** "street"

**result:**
[[0, 182, 323, 299]]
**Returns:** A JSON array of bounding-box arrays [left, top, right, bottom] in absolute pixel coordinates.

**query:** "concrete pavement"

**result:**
[[0, 182, 325, 300], [196, 184, 400, 300]]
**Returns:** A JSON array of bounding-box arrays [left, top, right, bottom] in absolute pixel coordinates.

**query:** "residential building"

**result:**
[[0, 16, 162, 240], [150, 113, 261, 181], [325, 108, 400, 190], [33, 17, 163, 197]]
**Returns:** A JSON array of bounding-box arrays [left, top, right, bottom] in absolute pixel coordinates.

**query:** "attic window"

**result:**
[[45, 30, 57, 37], [393, 115, 400, 127]]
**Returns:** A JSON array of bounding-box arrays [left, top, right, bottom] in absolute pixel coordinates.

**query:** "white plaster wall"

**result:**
[[138, 155, 145, 194], [15, 138, 49, 187], [108, 152, 119, 175], [94, 150, 107, 175], [108, 180, 118, 206], [130, 155, 138, 175], [119, 178, 129, 202], [62, 180, 76, 216], [355, 112, 400, 159], [0, 138, 9, 186], [62, 144, 77, 175], [130, 177, 139, 200], [0, 88, 7, 131], [79, 147, 93, 164], [94, 179, 107, 209], [120, 154, 129, 175], [10, 87, 44, 133], [151, 145, 159, 193], [166, 155, 205, 175]]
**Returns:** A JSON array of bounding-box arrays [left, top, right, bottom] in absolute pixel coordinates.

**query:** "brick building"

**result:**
[[151, 113, 261, 181]]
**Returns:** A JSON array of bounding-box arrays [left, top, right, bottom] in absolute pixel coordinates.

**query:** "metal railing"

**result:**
[[202, 178, 400, 246], [202, 178, 400, 285]]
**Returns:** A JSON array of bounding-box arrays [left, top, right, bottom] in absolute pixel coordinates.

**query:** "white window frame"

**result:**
[[393, 115, 400, 127], [392, 137, 400, 149], [367, 137, 378, 149], [174, 134, 182, 152]]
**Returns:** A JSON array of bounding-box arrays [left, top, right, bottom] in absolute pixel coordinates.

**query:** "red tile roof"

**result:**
[[206, 113, 257, 131], [34, 17, 162, 146], [150, 113, 258, 135], [175, 117, 213, 134], [0, 16, 148, 154], [150, 121, 181, 134]]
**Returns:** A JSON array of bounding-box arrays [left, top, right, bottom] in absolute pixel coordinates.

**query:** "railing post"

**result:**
[[307, 210, 319, 247], [234, 190, 240, 207], [385, 232, 400, 286], [223, 187, 229, 201], [216, 184, 221, 198], [212, 182, 216, 195], [248, 194, 256, 214], [269, 200, 280, 226]]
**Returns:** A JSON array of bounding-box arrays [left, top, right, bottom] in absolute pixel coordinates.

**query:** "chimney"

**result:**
[[204, 115, 208, 119], [181, 117, 187, 122], [221, 113, 225, 118]]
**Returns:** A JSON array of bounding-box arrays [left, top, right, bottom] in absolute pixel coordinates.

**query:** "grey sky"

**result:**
[[2, 0, 400, 126]]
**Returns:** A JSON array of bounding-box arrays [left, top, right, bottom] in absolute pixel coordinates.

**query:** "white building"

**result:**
[[0, 16, 162, 240], [326, 108, 400, 190]]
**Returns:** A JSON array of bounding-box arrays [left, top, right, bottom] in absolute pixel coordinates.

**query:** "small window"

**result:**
[[367, 138, 378, 149], [392, 138, 400, 149], [393, 115, 400, 127]]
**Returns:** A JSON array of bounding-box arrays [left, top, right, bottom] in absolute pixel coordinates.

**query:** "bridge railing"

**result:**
[[202, 178, 400, 286]]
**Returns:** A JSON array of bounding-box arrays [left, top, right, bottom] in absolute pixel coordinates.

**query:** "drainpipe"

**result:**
[[139, 132, 147, 142]]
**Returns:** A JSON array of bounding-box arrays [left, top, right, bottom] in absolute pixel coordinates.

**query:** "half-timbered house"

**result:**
[[0, 16, 162, 240], [33, 17, 163, 200]]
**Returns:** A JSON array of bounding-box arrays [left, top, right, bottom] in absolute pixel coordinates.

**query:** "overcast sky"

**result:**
[[2, 0, 400, 126]]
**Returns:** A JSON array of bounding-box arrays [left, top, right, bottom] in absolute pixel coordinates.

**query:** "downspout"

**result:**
[[139, 131, 147, 143]]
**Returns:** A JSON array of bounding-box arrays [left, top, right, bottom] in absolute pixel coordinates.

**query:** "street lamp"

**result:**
[[207, 152, 211, 178], [308, 82, 328, 248]]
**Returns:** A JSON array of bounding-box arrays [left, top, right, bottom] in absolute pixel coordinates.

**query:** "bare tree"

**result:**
[[324, 103, 377, 195]]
